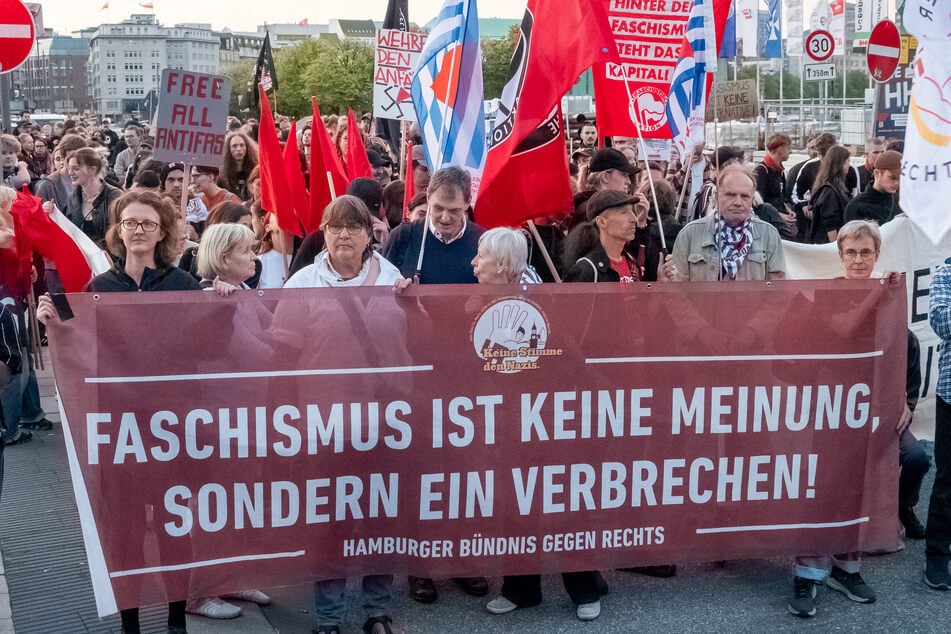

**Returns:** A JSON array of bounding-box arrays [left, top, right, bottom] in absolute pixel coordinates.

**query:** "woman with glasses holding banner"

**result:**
[[38, 189, 198, 634]]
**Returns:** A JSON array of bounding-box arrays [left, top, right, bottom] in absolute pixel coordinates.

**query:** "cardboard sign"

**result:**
[[51, 282, 905, 615], [373, 28, 428, 121], [704, 79, 758, 121], [153, 69, 232, 167]]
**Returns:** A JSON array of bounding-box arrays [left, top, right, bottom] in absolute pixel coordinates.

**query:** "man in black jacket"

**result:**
[[844, 150, 901, 225]]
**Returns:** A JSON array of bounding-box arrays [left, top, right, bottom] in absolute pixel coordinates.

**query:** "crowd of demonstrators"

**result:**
[[2, 106, 945, 630]]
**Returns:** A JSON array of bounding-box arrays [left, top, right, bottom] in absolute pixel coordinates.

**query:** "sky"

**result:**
[[35, 0, 528, 35]]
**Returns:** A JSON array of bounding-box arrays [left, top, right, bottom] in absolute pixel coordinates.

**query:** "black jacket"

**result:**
[[564, 243, 637, 283], [754, 161, 786, 212], [810, 182, 849, 243], [64, 182, 121, 247], [844, 186, 897, 226], [86, 265, 201, 292]]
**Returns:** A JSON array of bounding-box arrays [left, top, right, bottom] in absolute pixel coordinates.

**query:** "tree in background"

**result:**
[[482, 25, 519, 100], [223, 39, 374, 119]]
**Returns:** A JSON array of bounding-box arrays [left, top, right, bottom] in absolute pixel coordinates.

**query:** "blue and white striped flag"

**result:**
[[665, 0, 717, 156], [411, 0, 485, 178]]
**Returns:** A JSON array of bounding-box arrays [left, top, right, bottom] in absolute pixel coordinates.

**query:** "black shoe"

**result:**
[[899, 505, 926, 539], [21, 418, 53, 431], [787, 576, 817, 617], [827, 566, 876, 603], [5, 430, 33, 445], [619, 564, 677, 578], [408, 576, 437, 603], [453, 576, 489, 596], [925, 556, 951, 590]]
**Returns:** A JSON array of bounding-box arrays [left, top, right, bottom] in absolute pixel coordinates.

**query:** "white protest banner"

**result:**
[[373, 28, 428, 122], [782, 215, 951, 440], [736, 0, 760, 58], [153, 69, 231, 167], [854, 0, 886, 47], [787, 2, 804, 55]]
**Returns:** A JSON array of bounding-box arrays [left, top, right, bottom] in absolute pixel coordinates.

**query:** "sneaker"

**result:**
[[222, 589, 271, 605], [486, 597, 519, 615], [787, 577, 817, 618], [899, 506, 926, 540], [925, 556, 951, 591], [827, 567, 876, 603], [21, 418, 53, 431], [576, 600, 601, 621], [4, 430, 33, 445], [186, 597, 242, 619]]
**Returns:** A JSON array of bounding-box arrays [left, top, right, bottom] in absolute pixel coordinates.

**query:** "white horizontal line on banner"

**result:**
[[0, 24, 32, 38], [86, 365, 435, 384], [109, 550, 306, 577], [696, 517, 869, 534], [585, 351, 883, 364]]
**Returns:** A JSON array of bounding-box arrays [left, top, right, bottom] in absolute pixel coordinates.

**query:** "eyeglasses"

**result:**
[[120, 219, 160, 232], [325, 223, 364, 235], [841, 249, 878, 261]]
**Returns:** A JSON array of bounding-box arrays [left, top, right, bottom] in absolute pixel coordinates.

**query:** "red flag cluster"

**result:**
[[256, 88, 379, 234]]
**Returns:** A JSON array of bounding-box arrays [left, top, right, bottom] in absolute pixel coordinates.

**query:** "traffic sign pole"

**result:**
[[1, 73, 10, 132]]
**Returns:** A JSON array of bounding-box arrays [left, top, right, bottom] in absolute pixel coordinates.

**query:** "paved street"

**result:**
[[0, 351, 948, 633]]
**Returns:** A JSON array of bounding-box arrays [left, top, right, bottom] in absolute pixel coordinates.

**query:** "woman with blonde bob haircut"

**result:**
[[196, 223, 257, 292], [471, 227, 534, 284]]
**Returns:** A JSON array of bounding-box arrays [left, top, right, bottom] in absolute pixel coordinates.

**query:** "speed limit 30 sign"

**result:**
[[806, 29, 834, 62]]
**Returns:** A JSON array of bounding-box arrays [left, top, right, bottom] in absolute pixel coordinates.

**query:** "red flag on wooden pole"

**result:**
[[310, 99, 349, 228], [258, 85, 302, 237]]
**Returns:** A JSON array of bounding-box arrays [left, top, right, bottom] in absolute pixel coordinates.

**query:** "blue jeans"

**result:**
[[794, 553, 861, 581], [19, 342, 44, 424], [0, 352, 26, 441], [314, 575, 392, 627]]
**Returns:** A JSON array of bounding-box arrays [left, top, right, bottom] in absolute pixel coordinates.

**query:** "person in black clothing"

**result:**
[[564, 189, 643, 283], [642, 179, 682, 281], [64, 147, 121, 248], [755, 133, 793, 215], [856, 137, 885, 193], [785, 137, 819, 242], [807, 146, 852, 244], [844, 150, 901, 226], [383, 167, 485, 285], [38, 189, 198, 633]]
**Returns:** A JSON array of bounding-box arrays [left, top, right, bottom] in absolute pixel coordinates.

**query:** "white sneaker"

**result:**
[[576, 600, 601, 621], [222, 589, 271, 605], [486, 597, 519, 614], [186, 597, 242, 619]]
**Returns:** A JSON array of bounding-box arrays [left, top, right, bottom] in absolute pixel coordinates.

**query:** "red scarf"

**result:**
[[764, 154, 783, 172]]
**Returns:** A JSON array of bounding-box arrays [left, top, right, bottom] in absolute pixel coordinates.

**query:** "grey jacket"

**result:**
[[672, 214, 786, 282]]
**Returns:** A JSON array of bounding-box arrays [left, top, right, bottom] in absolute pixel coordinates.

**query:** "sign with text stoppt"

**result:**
[[153, 69, 232, 167], [705, 79, 758, 121]]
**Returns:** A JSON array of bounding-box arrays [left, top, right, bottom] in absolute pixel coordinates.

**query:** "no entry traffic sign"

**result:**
[[867, 20, 901, 83], [0, 0, 36, 74], [806, 30, 834, 63]]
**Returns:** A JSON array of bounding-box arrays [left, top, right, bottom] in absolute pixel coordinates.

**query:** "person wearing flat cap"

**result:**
[[563, 189, 644, 283], [366, 149, 392, 188], [844, 150, 902, 226]]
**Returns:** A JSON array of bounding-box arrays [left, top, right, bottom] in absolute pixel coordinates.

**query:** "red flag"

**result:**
[[346, 109, 373, 182], [402, 140, 416, 220], [258, 85, 302, 237], [282, 122, 312, 232], [475, 0, 618, 229], [8, 192, 107, 293], [298, 18, 308, 26], [310, 99, 349, 229]]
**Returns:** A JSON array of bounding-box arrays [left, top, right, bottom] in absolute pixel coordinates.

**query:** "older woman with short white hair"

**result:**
[[471, 227, 541, 284], [196, 223, 257, 293]]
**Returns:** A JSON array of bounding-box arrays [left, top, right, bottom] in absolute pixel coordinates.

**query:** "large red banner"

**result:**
[[49, 281, 905, 615]]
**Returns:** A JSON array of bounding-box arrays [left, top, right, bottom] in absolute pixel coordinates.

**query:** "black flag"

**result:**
[[383, 0, 408, 30], [379, 0, 409, 174], [252, 32, 278, 106]]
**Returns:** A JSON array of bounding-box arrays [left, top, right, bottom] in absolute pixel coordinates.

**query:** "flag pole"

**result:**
[[526, 220, 562, 283], [414, 36, 463, 282], [621, 75, 666, 252]]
